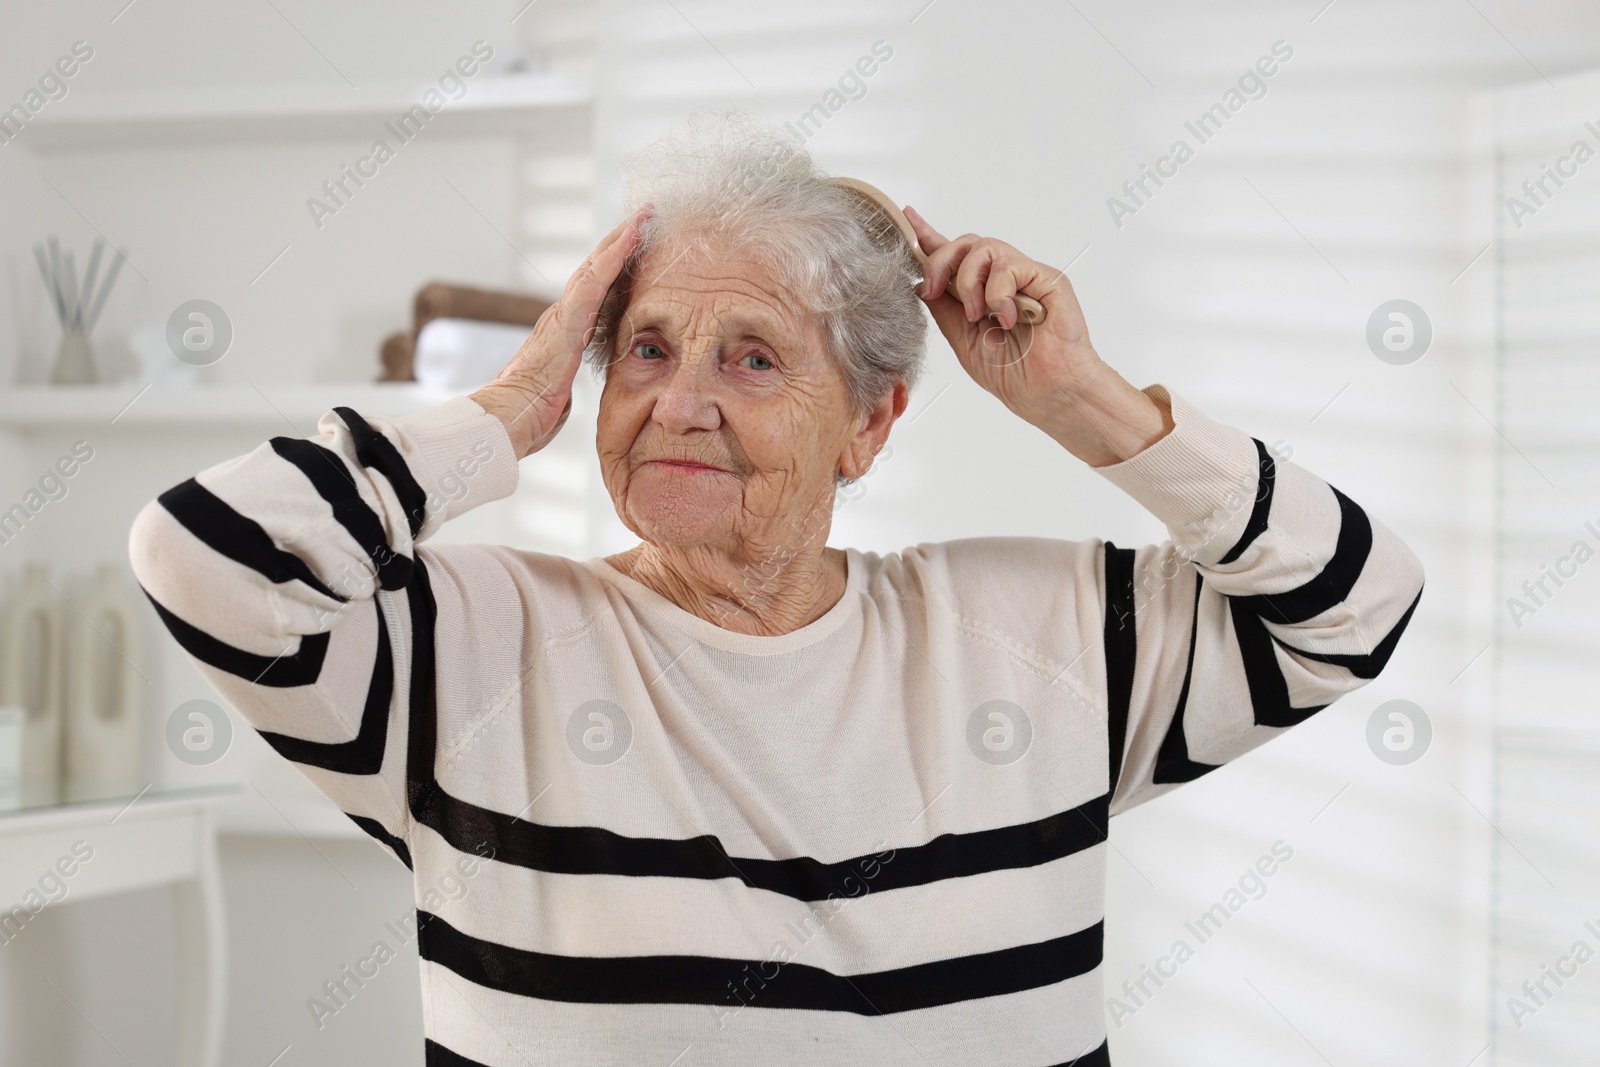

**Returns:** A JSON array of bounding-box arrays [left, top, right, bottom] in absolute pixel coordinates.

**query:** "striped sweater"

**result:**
[[127, 384, 1424, 1066]]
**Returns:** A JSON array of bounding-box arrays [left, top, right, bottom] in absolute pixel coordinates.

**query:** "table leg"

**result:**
[[173, 808, 226, 1067]]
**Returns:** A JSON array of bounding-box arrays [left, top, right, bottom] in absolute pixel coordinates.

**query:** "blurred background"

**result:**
[[0, 0, 1597, 1064]]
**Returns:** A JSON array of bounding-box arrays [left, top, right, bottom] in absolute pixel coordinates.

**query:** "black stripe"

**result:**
[[422, 1024, 1109, 1067], [157, 478, 346, 602], [335, 406, 429, 539], [1273, 585, 1423, 680], [405, 553, 443, 823], [1103, 543, 1136, 802], [1050, 1041, 1111, 1067], [416, 783, 1109, 904], [1227, 598, 1327, 729], [424, 1039, 491, 1067], [1152, 553, 1407, 783], [270, 436, 412, 590], [1215, 439, 1275, 566], [418, 911, 1103, 1014], [256, 597, 393, 773], [348, 813, 413, 870], [426, 1026, 1107, 1067], [1231, 486, 1371, 626], [1152, 574, 1220, 785], [141, 586, 329, 688]]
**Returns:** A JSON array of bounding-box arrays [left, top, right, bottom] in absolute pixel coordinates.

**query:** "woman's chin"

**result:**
[[623, 481, 735, 546]]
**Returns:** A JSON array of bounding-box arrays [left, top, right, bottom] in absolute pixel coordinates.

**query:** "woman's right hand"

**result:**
[[471, 206, 649, 459]]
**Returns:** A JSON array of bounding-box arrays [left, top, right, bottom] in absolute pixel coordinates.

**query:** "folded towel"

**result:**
[[413, 317, 530, 389]]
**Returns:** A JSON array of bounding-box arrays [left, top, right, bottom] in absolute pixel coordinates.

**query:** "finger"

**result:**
[[953, 243, 997, 324], [600, 202, 653, 249], [920, 287, 972, 345], [566, 205, 649, 300], [983, 260, 1019, 331], [566, 218, 634, 294], [903, 205, 949, 257], [984, 248, 1048, 331], [544, 209, 648, 361], [920, 233, 979, 302]]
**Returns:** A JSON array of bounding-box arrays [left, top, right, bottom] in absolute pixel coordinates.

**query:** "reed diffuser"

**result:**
[[34, 236, 124, 385]]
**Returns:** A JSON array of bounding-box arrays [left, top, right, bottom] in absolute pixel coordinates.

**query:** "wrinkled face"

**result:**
[[596, 241, 867, 553]]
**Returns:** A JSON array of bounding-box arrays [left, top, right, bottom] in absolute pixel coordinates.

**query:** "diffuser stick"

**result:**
[[46, 237, 63, 317], [78, 239, 105, 333], [33, 245, 66, 326], [62, 250, 80, 332], [82, 249, 124, 336]]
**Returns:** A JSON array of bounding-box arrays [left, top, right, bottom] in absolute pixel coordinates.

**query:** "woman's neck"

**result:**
[[605, 539, 848, 637]]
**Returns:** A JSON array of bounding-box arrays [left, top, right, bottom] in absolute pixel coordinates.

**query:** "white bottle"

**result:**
[[0, 706, 23, 810], [0, 563, 66, 806], [63, 563, 144, 802]]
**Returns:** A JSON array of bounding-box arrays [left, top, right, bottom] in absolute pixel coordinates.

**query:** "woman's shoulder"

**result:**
[[856, 535, 1106, 617], [853, 537, 1109, 677], [412, 542, 615, 633], [862, 535, 1103, 584]]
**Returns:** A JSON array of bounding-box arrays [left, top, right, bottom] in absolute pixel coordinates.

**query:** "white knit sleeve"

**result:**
[[127, 397, 518, 863], [1091, 386, 1425, 815]]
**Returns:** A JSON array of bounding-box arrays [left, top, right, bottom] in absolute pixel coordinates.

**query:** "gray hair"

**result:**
[[583, 111, 926, 416]]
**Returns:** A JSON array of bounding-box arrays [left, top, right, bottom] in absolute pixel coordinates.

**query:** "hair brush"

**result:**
[[831, 177, 1047, 326]]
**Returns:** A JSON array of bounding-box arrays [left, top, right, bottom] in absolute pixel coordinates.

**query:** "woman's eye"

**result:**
[[740, 353, 775, 371], [632, 341, 665, 360]]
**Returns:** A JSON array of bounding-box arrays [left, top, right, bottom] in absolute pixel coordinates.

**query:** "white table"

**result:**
[[0, 785, 236, 1067]]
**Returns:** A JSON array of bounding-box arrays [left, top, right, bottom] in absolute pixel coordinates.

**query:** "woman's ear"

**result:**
[[838, 379, 909, 481]]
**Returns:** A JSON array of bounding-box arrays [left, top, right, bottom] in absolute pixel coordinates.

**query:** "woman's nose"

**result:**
[[650, 354, 722, 434]]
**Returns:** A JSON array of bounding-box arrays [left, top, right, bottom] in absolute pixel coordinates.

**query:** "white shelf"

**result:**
[[23, 73, 592, 150], [218, 793, 368, 840], [1496, 727, 1600, 756], [0, 382, 469, 430]]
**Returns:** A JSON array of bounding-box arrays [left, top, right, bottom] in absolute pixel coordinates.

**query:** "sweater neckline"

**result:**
[[580, 547, 863, 654]]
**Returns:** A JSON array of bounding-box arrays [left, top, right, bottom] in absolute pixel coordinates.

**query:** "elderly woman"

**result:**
[[129, 119, 1423, 1066]]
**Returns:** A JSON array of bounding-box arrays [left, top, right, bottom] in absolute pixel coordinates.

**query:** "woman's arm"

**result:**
[[906, 210, 1425, 812], [1088, 386, 1424, 812], [127, 209, 647, 858], [128, 398, 519, 860]]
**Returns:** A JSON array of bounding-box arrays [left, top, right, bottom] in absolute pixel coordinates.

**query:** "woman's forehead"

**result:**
[[625, 242, 810, 337]]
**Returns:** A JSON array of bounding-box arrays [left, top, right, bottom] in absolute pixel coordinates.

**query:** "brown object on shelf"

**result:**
[[378, 331, 414, 382], [415, 283, 552, 334], [374, 282, 554, 382]]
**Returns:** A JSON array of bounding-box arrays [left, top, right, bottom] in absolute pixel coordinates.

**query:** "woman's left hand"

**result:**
[[904, 205, 1172, 466], [904, 205, 1100, 424]]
